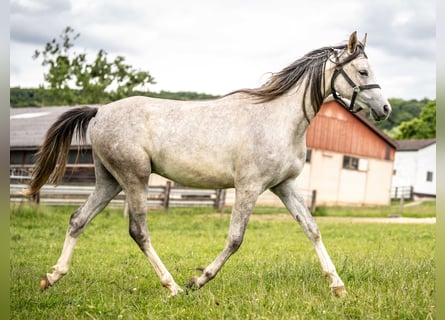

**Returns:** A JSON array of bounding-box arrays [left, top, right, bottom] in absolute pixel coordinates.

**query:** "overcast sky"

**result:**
[[10, 0, 436, 100]]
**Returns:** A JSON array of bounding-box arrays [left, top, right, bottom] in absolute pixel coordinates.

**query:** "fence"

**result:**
[[10, 182, 226, 211], [390, 186, 413, 200], [10, 166, 316, 212]]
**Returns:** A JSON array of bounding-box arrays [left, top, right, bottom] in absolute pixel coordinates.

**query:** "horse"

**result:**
[[25, 31, 390, 297]]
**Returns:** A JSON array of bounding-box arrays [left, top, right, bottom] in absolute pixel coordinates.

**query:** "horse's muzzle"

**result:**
[[372, 104, 391, 121]]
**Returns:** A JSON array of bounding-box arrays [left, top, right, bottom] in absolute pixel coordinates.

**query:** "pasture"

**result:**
[[10, 204, 435, 319]]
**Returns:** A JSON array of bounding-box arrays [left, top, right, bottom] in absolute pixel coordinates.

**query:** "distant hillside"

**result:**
[[10, 87, 220, 108]]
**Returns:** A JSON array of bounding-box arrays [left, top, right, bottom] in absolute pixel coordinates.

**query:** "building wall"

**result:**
[[393, 144, 436, 196], [392, 151, 417, 188], [296, 149, 393, 206], [415, 144, 436, 195]]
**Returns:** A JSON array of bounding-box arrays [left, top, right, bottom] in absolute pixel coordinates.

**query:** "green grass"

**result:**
[[10, 204, 435, 319], [248, 200, 436, 218]]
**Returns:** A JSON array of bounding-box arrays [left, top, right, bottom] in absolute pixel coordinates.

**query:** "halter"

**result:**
[[330, 52, 381, 113]]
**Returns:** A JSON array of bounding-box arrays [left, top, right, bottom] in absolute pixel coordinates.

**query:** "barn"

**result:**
[[10, 107, 95, 184], [10, 100, 397, 207], [250, 101, 398, 206]]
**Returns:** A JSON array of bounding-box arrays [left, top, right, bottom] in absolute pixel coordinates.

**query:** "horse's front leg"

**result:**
[[271, 178, 346, 297], [187, 187, 260, 289]]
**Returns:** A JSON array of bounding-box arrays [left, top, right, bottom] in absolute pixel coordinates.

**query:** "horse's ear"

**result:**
[[348, 31, 358, 54], [361, 33, 367, 48]]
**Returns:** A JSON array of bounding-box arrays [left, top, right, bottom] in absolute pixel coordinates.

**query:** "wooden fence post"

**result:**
[[310, 190, 317, 213], [163, 181, 172, 210], [399, 193, 405, 216], [214, 189, 226, 212]]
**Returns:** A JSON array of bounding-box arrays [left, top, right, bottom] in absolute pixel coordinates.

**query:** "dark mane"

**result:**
[[229, 43, 366, 122]]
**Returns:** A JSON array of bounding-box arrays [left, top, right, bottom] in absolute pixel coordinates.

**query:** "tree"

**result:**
[[33, 26, 155, 105], [374, 98, 426, 133], [393, 100, 436, 139]]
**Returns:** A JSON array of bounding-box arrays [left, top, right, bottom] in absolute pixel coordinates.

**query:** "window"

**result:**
[[426, 171, 433, 182], [343, 155, 359, 170], [10, 151, 36, 165], [10, 151, 24, 165]]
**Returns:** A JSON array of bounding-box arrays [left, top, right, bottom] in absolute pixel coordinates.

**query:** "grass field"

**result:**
[[10, 203, 435, 319]]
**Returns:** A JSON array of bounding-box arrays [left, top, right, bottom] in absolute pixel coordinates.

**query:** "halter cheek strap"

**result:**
[[331, 66, 381, 113]]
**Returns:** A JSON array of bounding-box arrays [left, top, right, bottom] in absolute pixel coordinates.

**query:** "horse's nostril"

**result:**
[[383, 105, 390, 115]]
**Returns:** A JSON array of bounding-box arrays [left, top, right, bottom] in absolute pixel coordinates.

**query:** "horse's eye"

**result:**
[[359, 70, 369, 76]]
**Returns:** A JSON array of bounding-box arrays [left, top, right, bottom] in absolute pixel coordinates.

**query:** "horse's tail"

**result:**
[[23, 106, 98, 197]]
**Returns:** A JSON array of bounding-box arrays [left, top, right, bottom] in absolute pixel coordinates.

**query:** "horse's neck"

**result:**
[[282, 71, 332, 127], [287, 59, 337, 125], [271, 86, 317, 139]]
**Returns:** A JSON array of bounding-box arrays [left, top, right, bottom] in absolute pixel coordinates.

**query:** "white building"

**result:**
[[392, 139, 436, 198]]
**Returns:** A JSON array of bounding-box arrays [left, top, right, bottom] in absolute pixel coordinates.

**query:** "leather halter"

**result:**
[[330, 57, 381, 113]]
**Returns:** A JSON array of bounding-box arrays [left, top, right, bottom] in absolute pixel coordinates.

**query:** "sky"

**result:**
[[10, 0, 436, 100]]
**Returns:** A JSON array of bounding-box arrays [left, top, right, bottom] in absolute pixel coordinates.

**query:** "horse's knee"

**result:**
[[299, 220, 321, 242], [309, 226, 321, 241], [129, 224, 147, 243], [227, 235, 243, 252], [129, 219, 150, 248], [68, 209, 87, 237]]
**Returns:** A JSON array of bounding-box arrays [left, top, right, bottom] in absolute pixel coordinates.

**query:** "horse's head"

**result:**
[[330, 32, 391, 121]]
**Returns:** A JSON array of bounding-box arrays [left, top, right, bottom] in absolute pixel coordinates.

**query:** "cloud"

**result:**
[[353, 0, 435, 60], [10, 0, 73, 45], [9, 0, 436, 99]]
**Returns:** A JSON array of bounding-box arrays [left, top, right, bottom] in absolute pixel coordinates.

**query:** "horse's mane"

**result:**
[[228, 43, 366, 122]]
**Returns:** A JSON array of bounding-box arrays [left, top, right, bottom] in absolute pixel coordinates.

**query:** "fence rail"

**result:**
[[10, 182, 226, 211]]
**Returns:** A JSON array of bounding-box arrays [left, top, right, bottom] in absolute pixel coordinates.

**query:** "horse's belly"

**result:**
[[151, 158, 235, 189]]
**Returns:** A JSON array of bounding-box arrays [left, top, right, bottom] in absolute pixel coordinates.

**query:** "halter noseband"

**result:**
[[330, 53, 381, 113]]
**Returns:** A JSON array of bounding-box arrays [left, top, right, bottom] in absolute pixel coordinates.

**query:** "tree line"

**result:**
[[10, 87, 218, 107], [10, 26, 435, 140]]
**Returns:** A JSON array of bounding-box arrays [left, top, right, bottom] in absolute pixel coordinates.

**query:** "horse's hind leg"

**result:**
[[125, 188, 183, 297], [40, 159, 122, 290], [116, 164, 183, 297], [271, 178, 346, 297], [125, 179, 183, 297]]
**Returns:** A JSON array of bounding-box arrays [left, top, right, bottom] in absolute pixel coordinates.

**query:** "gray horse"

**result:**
[[26, 32, 390, 297]]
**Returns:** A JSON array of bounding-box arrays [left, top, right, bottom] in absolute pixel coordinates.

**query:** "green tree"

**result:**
[[375, 98, 426, 132], [393, 100, 436, 139], [32, 26, 155, 105]]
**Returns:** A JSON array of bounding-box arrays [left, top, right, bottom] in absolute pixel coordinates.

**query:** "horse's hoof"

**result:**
[[332, 286, 347, 297], [168, 286, 184, 298], [185, 276, 200, 290], [39, 275, 51, 291]]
